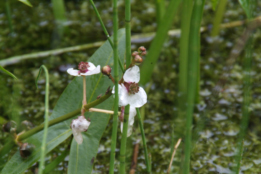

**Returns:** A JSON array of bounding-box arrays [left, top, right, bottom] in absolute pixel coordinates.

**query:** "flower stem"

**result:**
[[119, 105, 129, 173], [89, 107, 120, 115], [119, 0, 131, 173], [137, 108, 151, 173], [89, 0, 124, 72], [109, 0, 119, 173], [17, 91, 112, 141], [82, 76, 87, 115]]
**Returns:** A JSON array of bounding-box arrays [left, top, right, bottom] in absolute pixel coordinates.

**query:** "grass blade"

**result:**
[[35, 65, 50, 174], [183, 0, 205, 173], [0, 65, 17, 79], [140, 0, 181, 85]]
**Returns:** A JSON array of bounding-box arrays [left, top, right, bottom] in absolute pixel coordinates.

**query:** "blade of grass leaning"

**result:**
[[119, 0, 131, 173], [0, 65, 17, 79], [183, 0, 205, 173], [109, 0, 119, 173], [89, 0, 124, 72], [140, 0, 181, 85], [234, 1, 254, 172], [211, 0, 228, 37], [18, 0, 33, 7], [35, 65, 50, 174], [137, 108, 151, 173]]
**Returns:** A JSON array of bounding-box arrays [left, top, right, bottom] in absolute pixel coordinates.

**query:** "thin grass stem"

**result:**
[[119, 0, 131, 173], [35, 65, 50, 174], [109, 0, 119, 172], [137, 108, 151, 173], [89, 0, 124, 72]]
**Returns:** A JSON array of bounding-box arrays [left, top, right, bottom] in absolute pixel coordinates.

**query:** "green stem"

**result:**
[[36, 65, 50, 174], [119, 0, 131, 173], [51, 0, 67, 38], [176, 0, 193, 145], [109, 0, 119, 173], [183, 0, 205, 173], [154, 0, 165, 26], [211, 0, 228, 37], [89, 0, 124, 72], [17, 91, 112, 141], [137, 108, 150, 173], [5, 0, 13, 33], [119, 105, 129, 173]]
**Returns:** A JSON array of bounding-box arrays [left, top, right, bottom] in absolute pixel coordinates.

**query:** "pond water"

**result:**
[[0, 0, 261, 173]]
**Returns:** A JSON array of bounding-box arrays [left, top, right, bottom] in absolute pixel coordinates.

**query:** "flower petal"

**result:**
[[120, 122, 133, 137], [118, 84, 129, 106], [67, 68, 80, 76], [112, 84, 129, 107], [81, 65, 101, 76], [123, 65, 140, 83], [129, 106, 137, 125], [88, 62, 96, 71], [125, 87, 147, 108]]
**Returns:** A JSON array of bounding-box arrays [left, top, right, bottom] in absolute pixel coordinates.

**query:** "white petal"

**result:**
[[118, 84, 129, 106], [72, 129, 83, 144], [67, 68, 80, 76], [112, 84, 129, 107], [125, 87, 147, 108], [123, 65, 140, 83], [77, 116, 90, 132], [129, 106, 137, 125], [81, 65, 100, 76], [87, 62, 96, 71], [120, 121, 133, 137]]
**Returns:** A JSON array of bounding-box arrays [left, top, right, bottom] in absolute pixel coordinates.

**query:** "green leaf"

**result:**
[[18, 0, 33, 7], [0, 65, 17, 79], [1, 29, 125, 174], [239, 0, 256, 19], [211, 0, 218, 10], [67, 28, 126, 174]]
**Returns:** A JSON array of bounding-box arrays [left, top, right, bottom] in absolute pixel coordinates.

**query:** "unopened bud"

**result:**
[[141, 50, 147, 56], [2, 121, 16, 133], [138, 46, 146, 52], [101, 65, 111, 76], [20, 143, 35, 159], [134, 55, 143, 65], [131, 51, 139, 57]]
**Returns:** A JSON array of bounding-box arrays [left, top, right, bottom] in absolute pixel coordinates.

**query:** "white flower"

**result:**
[[112, 65, 147, 107], [70, 116, 90, 144], [112, 65, 147, 136], [120, 106, 137, 137], [67, 62, 100, 76]]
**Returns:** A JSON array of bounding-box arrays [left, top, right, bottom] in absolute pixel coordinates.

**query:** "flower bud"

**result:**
[[134, 55, 143, 65], [20, 143, 35, 159], [101, 65, 111, 76], [2, 121, 16, 133], [138, 46, 146, 52], [131, 51, 139, 57], [141, 50, 147, 56]]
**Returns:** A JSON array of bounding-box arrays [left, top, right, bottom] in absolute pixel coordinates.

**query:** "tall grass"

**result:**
[[183, 0, 205, 173]]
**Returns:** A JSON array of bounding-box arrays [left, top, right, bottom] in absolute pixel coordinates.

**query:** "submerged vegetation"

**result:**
[[0, 0, 261, 173]]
